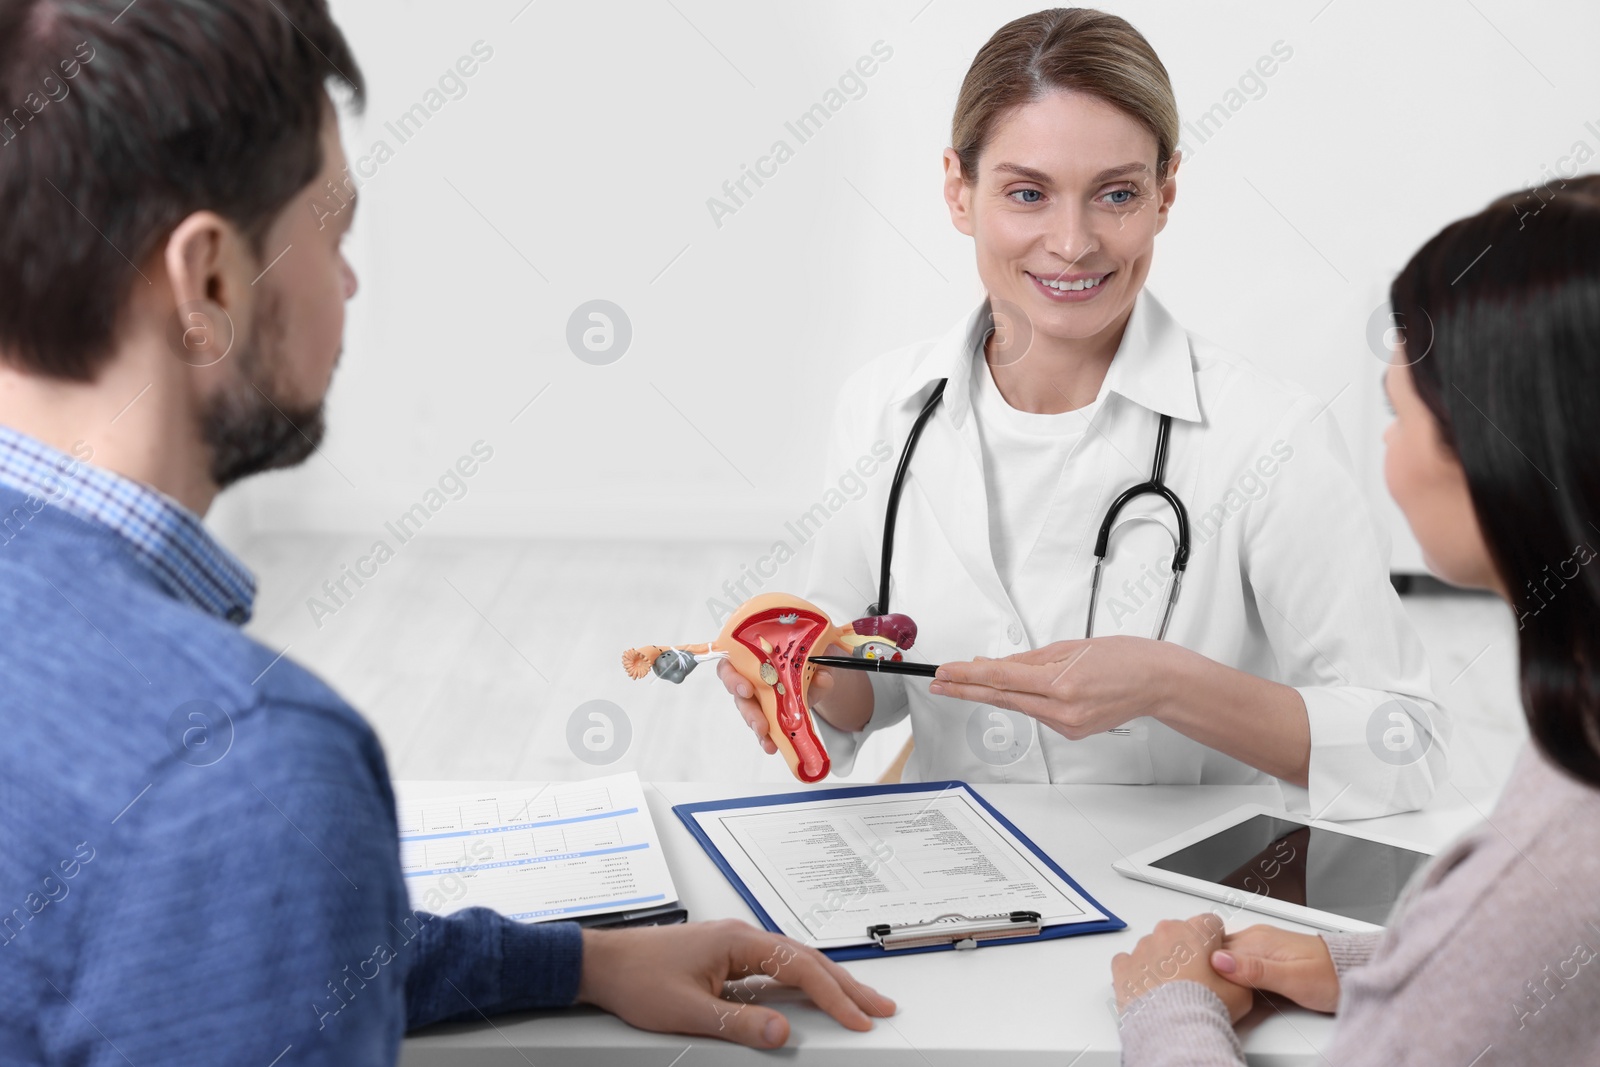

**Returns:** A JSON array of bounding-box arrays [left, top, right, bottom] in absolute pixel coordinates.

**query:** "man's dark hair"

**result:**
[[0, 0, 364, 381]]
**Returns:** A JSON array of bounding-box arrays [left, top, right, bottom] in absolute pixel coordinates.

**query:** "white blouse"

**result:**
[[968, 334, 1104, 622]]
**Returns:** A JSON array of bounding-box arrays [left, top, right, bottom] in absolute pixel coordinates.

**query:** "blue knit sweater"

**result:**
[[0, 477, 582, 1066]]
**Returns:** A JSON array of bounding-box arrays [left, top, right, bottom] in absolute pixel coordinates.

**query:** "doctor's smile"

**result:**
[[1026, 269, 1111, 300]]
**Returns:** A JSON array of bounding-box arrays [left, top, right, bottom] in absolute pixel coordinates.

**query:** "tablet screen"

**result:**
[[1149, 814, 1432, 926]]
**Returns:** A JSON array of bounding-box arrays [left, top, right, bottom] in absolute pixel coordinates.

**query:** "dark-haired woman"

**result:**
[[1113, 176, 1600, 1064], [719, 8, 1445, 821]]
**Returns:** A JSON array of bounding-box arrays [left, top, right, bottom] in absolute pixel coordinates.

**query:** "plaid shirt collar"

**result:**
[[0, 425, 256, 624]]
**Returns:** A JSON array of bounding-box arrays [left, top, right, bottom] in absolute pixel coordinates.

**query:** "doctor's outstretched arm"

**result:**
[[928, 636, 1314, 787]]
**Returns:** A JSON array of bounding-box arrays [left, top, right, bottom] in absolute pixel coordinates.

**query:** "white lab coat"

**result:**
[[802, 291, 1449, 821]]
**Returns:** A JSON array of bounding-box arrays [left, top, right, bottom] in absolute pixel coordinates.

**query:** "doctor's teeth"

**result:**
[[1038, 274, 1104, 291]]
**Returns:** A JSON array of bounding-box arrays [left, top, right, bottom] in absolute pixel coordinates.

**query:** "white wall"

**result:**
[[220, 0, 1600, 575]]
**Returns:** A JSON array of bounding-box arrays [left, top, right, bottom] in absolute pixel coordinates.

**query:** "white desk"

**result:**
[[399, 779, 1496, 1066]]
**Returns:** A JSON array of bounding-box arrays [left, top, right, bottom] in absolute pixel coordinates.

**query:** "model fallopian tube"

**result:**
[[621, 592, 918, 783]]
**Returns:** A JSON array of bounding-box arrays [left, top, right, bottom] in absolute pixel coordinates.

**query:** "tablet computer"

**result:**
[[1110, 804, 1435, 933]]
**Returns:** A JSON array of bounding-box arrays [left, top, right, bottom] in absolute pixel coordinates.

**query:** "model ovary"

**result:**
[[621, 592, 918, 783]]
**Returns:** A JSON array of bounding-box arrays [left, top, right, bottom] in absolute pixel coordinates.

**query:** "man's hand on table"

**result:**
[[576, 919, 897, 1049], [1111, 914, 1255, 1022]]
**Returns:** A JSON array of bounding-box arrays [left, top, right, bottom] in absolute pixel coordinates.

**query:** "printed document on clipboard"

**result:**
[[394, 771, 681, 925], [675, 781, 1123, 960]]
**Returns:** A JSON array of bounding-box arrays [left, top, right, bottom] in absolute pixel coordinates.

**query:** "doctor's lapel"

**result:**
[[1083, 293, 1206, 635], [896, 391, 1015, 617]]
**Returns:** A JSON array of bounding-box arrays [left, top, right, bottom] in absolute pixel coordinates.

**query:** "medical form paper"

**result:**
[[684, 785, 1112, 951], [394, 772, 678, 923]]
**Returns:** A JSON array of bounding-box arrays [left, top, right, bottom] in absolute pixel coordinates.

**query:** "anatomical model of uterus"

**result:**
[[621, 592, 917, 783]]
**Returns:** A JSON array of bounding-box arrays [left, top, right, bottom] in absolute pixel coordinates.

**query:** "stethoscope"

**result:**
[[870, 376, 1191, 642]]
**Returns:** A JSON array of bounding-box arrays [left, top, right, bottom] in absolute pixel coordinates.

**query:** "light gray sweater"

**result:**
[[1119, 743, 1600, 1064]]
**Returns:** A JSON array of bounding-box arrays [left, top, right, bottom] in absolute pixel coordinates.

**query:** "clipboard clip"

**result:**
[[867, 910, 1043, 951]]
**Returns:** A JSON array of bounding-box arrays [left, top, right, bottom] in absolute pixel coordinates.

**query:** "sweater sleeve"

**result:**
[[1321, 932, 1383, 978], [1117, 981, 1246, 1066], [401, 908, 583, 1028], [1116, 936, 1386, 1064]]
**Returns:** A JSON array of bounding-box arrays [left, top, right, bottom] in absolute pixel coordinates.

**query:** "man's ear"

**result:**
[[162, 211, 254, 368], [942, 148, 975, 238]]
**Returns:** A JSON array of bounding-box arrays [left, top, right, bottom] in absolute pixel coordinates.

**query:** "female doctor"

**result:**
[[720, 8, 1446, 821]]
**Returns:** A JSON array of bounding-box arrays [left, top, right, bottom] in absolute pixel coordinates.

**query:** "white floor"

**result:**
[[237, 534, 1527, 795]]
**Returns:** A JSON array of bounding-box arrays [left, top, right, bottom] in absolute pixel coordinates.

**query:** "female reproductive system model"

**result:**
[[621, 592, 918, 783]]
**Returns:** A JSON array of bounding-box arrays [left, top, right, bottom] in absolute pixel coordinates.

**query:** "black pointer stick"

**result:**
[[807, 655, 941, 678]]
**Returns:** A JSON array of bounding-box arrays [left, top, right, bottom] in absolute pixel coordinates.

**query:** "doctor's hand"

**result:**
[[1210, 925, 1341, 1014], [577, 919, 896, 1049], [1112, 914, 1254, 1023], [719, 643, 869, 752], [719, 656, 787, 755], [928, 636, 1189, 739]]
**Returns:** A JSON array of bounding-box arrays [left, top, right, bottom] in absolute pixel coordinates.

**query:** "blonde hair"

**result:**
[[952, 8, 1179, 184]]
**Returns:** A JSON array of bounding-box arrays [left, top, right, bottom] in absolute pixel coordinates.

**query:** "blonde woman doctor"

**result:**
[[720, 8, 1446, 821]]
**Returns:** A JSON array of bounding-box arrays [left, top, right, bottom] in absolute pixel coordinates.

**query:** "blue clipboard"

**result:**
[[673, 779, 1126, 961]]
